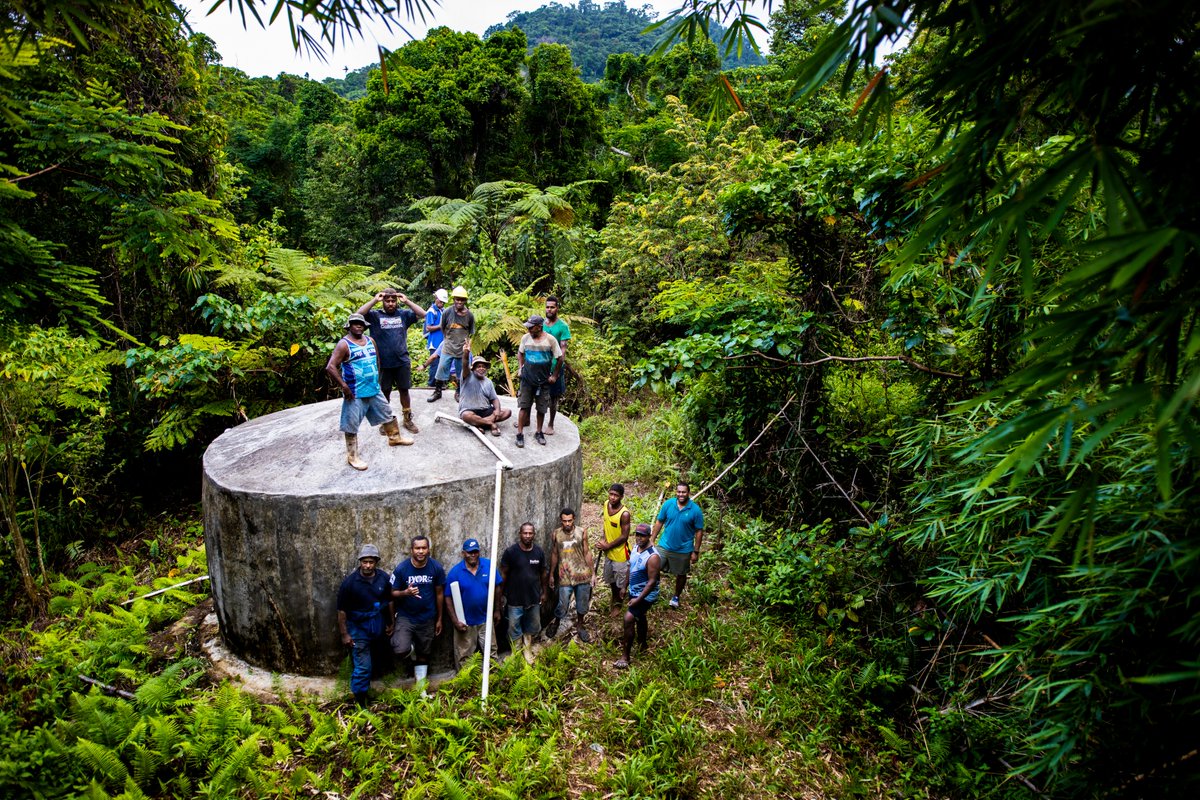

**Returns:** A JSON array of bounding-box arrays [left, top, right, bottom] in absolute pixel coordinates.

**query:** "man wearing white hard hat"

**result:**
[[423, 288, 449, 389]]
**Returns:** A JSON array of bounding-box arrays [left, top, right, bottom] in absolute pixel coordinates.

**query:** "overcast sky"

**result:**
[[181, 1, 695, 80]]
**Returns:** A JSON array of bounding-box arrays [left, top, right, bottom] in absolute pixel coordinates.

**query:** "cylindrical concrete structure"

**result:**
[[202, 392, 581, 675]]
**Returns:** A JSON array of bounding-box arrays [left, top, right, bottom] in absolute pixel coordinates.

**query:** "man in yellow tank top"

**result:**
[[596, 483, 631, 610]]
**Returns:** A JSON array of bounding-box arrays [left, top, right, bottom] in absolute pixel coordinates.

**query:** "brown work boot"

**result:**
[[382, 418, 413, 446], [402, 408, 419, 434], [344, 433, 367, 470]]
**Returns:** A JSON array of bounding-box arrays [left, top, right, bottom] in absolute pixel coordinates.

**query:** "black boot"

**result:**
[[353, 691, 368, 707], [426, 380, 443, 402]]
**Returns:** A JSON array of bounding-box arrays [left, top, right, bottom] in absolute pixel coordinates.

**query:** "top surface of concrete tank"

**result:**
[[203, 394, 579, 497]]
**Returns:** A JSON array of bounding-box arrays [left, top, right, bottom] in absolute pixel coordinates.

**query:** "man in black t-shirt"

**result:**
[[357, 288, 426, 437], [499, 522, 548, 663]]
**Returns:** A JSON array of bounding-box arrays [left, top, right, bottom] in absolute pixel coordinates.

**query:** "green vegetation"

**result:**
[[2, 0, 1197, 796]]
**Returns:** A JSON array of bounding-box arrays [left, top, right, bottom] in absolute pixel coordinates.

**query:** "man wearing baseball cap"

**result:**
[[325, 313, 409, 470], [444, 538, 502, 670], [615, 523, 661, 669], [515, 314, 562, 448], [336, 543, 394, 706]]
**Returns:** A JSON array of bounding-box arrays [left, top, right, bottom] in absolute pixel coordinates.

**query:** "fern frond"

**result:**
[[75, 738, 131, 786]]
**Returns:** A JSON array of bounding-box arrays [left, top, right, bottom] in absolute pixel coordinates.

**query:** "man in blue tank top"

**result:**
[[615, 523, 661, 669], [325, 313, 408, 470]]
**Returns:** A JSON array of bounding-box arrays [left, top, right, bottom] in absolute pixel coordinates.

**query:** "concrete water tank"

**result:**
[[202, 391, 581, 675]]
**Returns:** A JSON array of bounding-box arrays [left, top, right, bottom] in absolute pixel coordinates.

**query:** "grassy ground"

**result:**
[[0, 405, 988, 799]]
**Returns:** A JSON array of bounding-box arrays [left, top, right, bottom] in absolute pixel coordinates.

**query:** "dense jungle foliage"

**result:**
[[2, 0, 1197, 797]]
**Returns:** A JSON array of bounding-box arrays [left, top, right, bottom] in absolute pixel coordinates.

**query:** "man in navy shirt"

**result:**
[[444, 538, 502, 670], [390, 534, 445, 693], [337, 543, 394, 707], [358, 288, 426, 438], [651, 482, 705, 609]]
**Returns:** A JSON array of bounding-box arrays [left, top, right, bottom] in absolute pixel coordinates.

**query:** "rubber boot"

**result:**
[[426, 380, 443, 402], [345, 433, 367, 470], [414, 664, 429, 698], [403, 408, 419, 434], [353, 691, 368, 707], [382, 418, 413, 446], [522, 633, 535, 665]]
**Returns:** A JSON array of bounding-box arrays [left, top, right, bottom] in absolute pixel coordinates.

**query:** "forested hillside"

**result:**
[[1, 1, 1197, 798]]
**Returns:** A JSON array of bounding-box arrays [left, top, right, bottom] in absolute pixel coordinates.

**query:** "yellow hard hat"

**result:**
[[451, 285, 469, 299]]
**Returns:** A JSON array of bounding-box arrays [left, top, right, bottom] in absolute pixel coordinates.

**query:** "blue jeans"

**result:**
[[506, 603, 541, 641], [346, 617, 383, 695], [435, 354, 464, 382], [555, 583, 592, 620]]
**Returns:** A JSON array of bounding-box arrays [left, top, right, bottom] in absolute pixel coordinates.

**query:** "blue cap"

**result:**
[[462, 538, 481, 552]]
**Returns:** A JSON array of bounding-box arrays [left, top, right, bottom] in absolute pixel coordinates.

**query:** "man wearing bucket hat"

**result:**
[[423, 288, 449, 388], [458, 355, 513, 436], [337, 543, 394, 706], [325, 312, 410, 470], [515, 314, 562, 448], [429, 286, 474, 403], [615, 523, 661, 669]]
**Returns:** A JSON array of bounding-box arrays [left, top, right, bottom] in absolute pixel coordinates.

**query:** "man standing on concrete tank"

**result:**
[[424, 288, 448, 388], [651, 482, 705, 609], [458, 355, 512, 436], [430, 286, 474, 403], [542, 295, 570, 436], [499, 522, 548, 663], [389, 534, 445, 694], [597, 483, 631, 609], [547, 507, 594, 643], [444, 538, 501, 670], [325, 313, 410, 470], [358, 288, 425, 436], [514, 314, 562, 448], [337, 544, 394, 706], [615, 524, 661, 669]]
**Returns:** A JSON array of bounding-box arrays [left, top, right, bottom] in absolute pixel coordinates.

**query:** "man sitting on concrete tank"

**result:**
[[325, 312, 410, 470], [458, 355, 512, 436], [390, 534, 445, 694], [337, 544, 394, 706]]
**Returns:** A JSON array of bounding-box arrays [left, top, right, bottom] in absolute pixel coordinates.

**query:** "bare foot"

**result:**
[[545, 425, 555, 435]]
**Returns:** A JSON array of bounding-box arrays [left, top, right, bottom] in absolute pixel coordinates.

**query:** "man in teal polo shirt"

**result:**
[[651, 482, 704, 609]]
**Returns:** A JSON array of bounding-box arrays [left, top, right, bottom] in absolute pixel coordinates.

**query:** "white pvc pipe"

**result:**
[[433, 411, 514, 469], [433, 409, 510, 703], [481, 460, 503, 702], [449, 581, 466, 624]]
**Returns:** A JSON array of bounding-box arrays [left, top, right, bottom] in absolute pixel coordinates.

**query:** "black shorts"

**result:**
[[518, 380, 549, 414], [461, 407, 494, 420], [379, 361, 412, 396]]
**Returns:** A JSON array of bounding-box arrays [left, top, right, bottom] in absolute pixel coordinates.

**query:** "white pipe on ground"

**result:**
[[433, 411, 514, 469]]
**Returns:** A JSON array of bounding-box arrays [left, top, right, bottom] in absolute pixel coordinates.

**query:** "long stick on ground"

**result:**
[[695, 394, 796, 500], [120, 575, 210, 605]]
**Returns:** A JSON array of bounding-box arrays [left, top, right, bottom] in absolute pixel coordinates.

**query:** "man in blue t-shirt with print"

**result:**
[[651, 482, 705, 609], [444, 538, 502, 670], [389, 534, 445, 692], [358, 288, 426, 438]]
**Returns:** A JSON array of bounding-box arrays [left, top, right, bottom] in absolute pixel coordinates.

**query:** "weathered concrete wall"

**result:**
[[203, 391, 581, 675]]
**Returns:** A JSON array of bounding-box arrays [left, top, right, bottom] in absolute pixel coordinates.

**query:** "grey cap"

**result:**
[[345, 313, 367, 329], [358, 543, 380, 560], [523, 314, 545, 328]]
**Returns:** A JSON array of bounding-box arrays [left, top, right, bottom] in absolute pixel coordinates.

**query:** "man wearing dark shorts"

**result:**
[[651, 482, 705, 609], [358, 288, 426, 436], [515, 314, 562, 448], [458, 355, 512, 436], [616, 523, 661, 669], [389, 534, 445, 694]]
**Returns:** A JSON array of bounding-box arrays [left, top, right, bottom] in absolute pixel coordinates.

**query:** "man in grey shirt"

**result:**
[[458, 355, 512, 436]]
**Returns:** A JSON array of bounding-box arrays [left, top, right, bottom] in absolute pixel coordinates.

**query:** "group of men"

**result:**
[[325, 286, 572, 469], [335, 482, 706, 703]]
